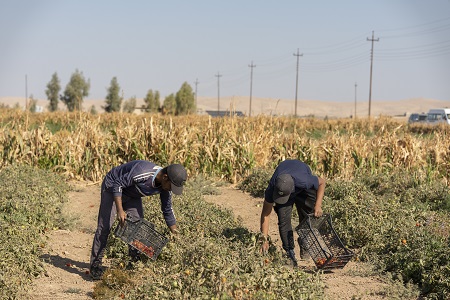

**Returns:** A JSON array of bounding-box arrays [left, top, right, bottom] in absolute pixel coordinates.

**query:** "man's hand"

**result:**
[[169, 225, 179, 240], [261, 240, 269, 255], [114, 196, 126, 226], [314, 206, 323, 218], [117, 209, 126, 226]]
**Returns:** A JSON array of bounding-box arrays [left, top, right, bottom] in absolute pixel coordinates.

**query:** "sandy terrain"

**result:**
[[1, 95, 449, 119]]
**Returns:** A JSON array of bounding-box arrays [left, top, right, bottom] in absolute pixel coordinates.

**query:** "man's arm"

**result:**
[[260, 200, 273, 252], [160, 190, 177, 229], [314, 176, 326, 217]]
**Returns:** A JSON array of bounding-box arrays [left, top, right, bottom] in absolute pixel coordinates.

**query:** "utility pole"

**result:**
[[25, 74, 28, 110], [248, 61, 256, 117], [194, 78, 199, 109], [354, 82, 357, 119], [121, 89, 124, 113], [293, 48, 303, 117], [215, 72, 222, 114], [367, 31, 379, 118]]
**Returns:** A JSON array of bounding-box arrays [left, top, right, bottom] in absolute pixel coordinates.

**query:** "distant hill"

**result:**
[[1, 96, 449, 119]]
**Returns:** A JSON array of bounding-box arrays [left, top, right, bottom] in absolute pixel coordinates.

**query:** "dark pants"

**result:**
[[90, 181, 144, 267], [274, 188, 317, 251]]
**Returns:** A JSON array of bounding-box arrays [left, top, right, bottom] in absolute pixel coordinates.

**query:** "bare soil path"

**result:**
[[29, 181, 403, 299], [29, 182, 101, 300]]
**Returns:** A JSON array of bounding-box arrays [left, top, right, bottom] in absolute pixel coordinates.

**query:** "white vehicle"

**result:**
[[427, 108, 450, 125]]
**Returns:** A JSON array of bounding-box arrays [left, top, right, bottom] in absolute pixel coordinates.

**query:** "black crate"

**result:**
[[114, 218, 168, 260], [296, 214, 353, 270]]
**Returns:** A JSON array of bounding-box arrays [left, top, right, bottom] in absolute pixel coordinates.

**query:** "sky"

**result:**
[[1, 0, 450, 104]]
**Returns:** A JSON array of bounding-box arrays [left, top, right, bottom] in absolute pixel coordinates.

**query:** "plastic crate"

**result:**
[[114, 218, 169, 260], [296, 214, 353, 270]]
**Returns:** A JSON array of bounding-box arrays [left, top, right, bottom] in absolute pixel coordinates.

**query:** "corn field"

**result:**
[[1, 110, 449, 184]]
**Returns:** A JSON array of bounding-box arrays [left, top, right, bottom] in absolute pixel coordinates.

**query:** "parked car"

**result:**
[[427, 108, 450, 125], [408, 113, 428, 124]]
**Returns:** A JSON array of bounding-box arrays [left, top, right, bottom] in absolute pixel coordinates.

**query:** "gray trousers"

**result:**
[[273, 188, 317, 251], [90, 181, 144, 267]]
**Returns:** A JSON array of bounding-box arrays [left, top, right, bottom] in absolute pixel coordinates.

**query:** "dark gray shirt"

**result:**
[[265, 159, 319, 203]]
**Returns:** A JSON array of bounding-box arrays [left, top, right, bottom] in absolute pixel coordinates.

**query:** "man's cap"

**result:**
[[273, 173, 294, 205], [167, 164, 187, 195]]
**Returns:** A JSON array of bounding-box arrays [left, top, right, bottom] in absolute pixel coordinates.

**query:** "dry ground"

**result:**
[[28, 181, 407, 300], [2, 96, 449, 119]]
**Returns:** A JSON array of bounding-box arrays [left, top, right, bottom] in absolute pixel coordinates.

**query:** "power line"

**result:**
[[301, 52, 368, 71], [378, 16, 450, 38], [367, 31, 379, 118], [248, 61, 256, 117], [293, 48, 303, 117]]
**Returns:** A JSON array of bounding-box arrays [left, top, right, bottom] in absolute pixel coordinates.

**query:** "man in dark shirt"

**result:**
[[259, 159, 325, 266], [90, 160, 187, 279]]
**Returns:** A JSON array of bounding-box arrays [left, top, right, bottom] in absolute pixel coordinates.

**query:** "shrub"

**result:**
[[0, 165, 70, 299], [324, 170, 450, 299], [238, 167, 273, 198]]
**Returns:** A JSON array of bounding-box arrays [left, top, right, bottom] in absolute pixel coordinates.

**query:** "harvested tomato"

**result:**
[[132, 240, 155, 257], [316, 258, 327, 267]]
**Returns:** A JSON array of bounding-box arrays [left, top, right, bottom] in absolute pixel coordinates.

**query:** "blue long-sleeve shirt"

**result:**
[[103, 160, 176, 227]]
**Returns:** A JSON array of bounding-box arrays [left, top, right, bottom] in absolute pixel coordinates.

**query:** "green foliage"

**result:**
[[324, 170, 450, 299], [0, 165, 70, 299], [90, 105, 98, 115], [359, 171, 450, 212], [28, 95, 38, 113], [60, 69, 90, 111], [44, 119, 77, 134], [239, 167, 273, 198], [45, 72, 61, 112], [104, 77, 122, 113], [122, 97, 137, 113], [144, 89, 161, 113], [101, 180, 325, 299], [175, 82, 195, 115], [162, 93, 176, 115]]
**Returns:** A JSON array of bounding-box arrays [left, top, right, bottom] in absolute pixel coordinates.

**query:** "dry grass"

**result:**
[[1, 110, 449, 184]]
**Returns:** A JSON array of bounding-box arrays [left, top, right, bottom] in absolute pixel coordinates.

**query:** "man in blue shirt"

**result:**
[[90, 160, 187, 280], [259, 159, 325, 266]]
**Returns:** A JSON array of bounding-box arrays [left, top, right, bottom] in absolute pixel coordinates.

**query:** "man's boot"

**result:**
[[285, 249, 298, 267]]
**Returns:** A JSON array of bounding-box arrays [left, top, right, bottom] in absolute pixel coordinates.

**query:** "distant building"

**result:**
[[205, 110, 245, 117]]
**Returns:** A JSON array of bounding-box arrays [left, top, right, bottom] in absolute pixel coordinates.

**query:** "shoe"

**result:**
[[285, 249, 298, 267], [90, 265, 104, 280]]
